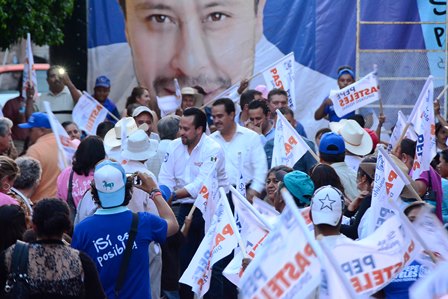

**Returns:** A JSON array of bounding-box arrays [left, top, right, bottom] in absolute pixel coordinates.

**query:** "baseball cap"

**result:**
[[18, 112, 51, 129], [311, 185, 344, 226], [132, 106, 154, 118], [94, 160, 127, 208], [319, 132, 345, 155], [95, 75, 111, 88], [279, 170, 314, 205]]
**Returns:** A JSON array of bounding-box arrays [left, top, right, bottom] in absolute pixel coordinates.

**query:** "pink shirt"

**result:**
[[0, 192, 18, 207], [57, 167, 94, 208]]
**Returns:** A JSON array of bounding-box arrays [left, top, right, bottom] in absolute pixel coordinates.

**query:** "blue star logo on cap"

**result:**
[[319, 194, 336, 211]]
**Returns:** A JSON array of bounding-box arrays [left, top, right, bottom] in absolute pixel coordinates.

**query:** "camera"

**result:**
[[126, 173, 142, 185]]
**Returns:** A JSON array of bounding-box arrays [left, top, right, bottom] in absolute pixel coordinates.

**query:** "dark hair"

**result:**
[[126, 103, 142, 118], [248, 99, 269, 116], [279, 106, 294, 117], [193, 86, 207, 96], [348, 114, 365, 128], [47, 65, 63, 78], [337, 65, 354, 73], [90, 177, 133, 208], [61, 121, 77, 130], [357, 155, 377, 186], [0, 205, 26, 251], [183, 107, 207, 133], [267, 88, 288, 101], [436, 122, 447, 137], [213, 98, 235, 115], [319, 152, 345, 163], [96, 121, 114, 140], [125, 87, 149, 108], [267, 165, 294, 178], [240, 89, 261, 110], [310, 164, 345, 195], [400, 138, 416, 157], [315, 128, 332, 141], [32, 198, 72, 237], [440, 149, 448, 163], [72, 136, 106, 176]]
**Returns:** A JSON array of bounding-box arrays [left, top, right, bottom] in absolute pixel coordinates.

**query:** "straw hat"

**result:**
[[329, 119, 373, 156], [103, 117, 138, 148]]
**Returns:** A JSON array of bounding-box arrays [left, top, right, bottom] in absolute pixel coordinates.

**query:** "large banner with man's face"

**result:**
[[88, 0, 445, 136]]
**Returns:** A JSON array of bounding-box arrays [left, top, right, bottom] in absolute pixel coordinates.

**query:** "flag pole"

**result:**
[[82, 91, 120, 122], [180, 205, 196, 234], [373, 64, 383, 115]]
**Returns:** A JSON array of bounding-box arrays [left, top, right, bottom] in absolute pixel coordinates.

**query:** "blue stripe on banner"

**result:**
[[88, 0, 126, 48]]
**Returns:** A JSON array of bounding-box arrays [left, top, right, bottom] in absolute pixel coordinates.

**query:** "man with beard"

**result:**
[[158, 107, 228, 298]]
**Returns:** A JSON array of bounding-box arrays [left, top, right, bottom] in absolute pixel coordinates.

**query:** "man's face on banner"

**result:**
[[124, 0, 265, 104]]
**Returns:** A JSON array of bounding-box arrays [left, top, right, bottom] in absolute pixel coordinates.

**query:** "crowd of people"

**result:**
[[0, 63, 447, 299]]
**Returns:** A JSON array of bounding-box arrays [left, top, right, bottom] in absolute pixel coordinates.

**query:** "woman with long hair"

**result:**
[[123, 86, 151, 116], [0, 156, 21, 208], [0, 198, 105, 298], [57, 136, 106, 211]]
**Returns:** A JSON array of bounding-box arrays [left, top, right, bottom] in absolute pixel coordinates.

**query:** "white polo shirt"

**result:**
[[158, 133, 228, 204], [38, 86, 75, 123], [211, 125, 267, 193]]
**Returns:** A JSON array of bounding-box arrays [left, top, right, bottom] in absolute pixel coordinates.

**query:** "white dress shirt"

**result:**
[[211, 125, 267, 193], [158, 134, 228, 204]]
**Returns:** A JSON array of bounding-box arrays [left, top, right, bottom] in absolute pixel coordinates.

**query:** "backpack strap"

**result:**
[[114, 213, 139, 298], [67, 170, 77, 220]]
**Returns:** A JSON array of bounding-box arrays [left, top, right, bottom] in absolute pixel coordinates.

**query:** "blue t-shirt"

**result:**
[[322, 98, 355, 122], [72, 210, 167, 299], [102, 98, 120, 124], [441, 178, 448, 224], [383, 260, 428, 299]]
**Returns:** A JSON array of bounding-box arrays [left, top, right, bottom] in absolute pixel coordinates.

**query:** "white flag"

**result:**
[[44, 101, 78, 170], [193, 162, 219, 232], [236, 152, 246, 197], [369, 147, 409, 234], [408, 76, 436, 180], [387, 110, 417, 152], [223, 190, 271, 286], [330, 215, 419, 296], [253, 198, 279, 225], [329, 71, 380, 117], [413, 205, 448, 260], [410, 261, 448, 299], [262, 52, 296, 110], [72, 93, 108, 135], [239, 204, 322, 299], [22, 33, 38, 99], [272, 110, 314, 167], [180, 190, 239, 298]]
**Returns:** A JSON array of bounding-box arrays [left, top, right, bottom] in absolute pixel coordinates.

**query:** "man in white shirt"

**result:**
[[38, 65, 81, 123], [247, 99, 275, 145], [158, 107, 228, 299], [211, 98, 267, 202]]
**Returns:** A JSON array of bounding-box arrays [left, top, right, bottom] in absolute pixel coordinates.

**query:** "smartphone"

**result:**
[[126, 173, 142, 185]]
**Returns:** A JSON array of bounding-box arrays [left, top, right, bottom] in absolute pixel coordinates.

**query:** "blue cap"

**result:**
[[18, 112, 51, 129], [94, 160, 126, 208], [95, 75, 111, 88], [319, 132, 345, 155]]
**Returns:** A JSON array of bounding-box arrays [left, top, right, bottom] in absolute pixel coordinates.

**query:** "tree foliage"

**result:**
[[0, 0, 75, 50]]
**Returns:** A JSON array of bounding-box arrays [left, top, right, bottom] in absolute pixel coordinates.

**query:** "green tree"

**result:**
[[0, 0, 75, 50]]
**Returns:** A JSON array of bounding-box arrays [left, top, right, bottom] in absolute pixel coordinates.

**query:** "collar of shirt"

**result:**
[[95, 206, 129, 215], [47, 86, 70, 97]]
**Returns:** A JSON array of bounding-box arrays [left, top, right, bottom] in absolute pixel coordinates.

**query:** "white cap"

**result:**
[[94, 160, 126, 208], [310, 186, 344, 226]]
